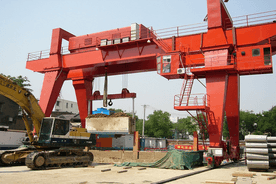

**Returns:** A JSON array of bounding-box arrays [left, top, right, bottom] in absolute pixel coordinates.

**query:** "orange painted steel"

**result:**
[[26, 0, 276, 166]]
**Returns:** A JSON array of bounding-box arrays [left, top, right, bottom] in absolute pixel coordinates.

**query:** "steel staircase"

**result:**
[[150, 31, 171, 52], [178, 74, 194, 106]]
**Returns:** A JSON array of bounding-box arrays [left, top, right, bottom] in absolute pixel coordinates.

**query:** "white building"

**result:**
[[54, 98, 78, 114], [170, 116, 179, 123]]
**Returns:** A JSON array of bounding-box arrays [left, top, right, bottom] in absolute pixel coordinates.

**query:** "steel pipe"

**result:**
[[245, 148, 276, 154], [245, 143, 276, 148], [246, 153, 269, 160], [245, 143, 267, 148], [247, 160, 269, 169], [268, 143, 276, 147], [245, 148, 269, 154], [267, 137, 276, 142], [245, 135, 267, 142]]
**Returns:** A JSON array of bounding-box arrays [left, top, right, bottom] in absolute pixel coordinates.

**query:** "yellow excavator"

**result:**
[[0, 75, 96, 169]]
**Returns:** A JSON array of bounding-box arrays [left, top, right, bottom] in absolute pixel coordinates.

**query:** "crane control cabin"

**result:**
[[26, 0, 276, 167]]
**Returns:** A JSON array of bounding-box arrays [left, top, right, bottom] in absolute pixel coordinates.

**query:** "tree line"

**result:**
[[224, 106, 276, 139], [126, 107, 276, 139], [3, 74, 275, 139]]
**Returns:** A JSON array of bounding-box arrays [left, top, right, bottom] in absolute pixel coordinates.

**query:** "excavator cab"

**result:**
[[38, 117, 70, 144], [37, 117, 96, 148]]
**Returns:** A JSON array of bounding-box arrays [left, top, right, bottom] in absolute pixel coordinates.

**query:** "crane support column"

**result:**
[[73, 79, 93, 128], [225, 74, 240, 160], [39, 70, 67, 116], [205, 49, 229, 166], [206, 72, 227, 147]]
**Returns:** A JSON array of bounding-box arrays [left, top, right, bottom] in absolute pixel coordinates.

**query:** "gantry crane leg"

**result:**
[[205, 72, 228, 167], [39, 70, 67, 116], [225, 74, 240, 161], [206, 72, 228, 147], [73, 79, 93, 128], [205, 72, 241, 166]]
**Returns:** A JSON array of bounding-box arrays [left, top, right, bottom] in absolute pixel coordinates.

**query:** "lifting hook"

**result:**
[[108, 99, 113, 106]]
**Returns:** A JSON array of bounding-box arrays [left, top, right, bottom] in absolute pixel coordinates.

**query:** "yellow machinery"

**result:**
[[0, 75, 96, 169]]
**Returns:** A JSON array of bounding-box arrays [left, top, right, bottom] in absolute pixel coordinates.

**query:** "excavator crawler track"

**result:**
[[0, 147, 34, 166], [25, 149, 93, 170]]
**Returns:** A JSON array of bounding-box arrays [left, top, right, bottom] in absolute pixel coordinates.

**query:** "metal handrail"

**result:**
[[155, 10, 276, 39], [230, 10, 276, 27], [151, 30, 171, 52], [27, 49, 50, 61], [61, 46, 70, 55], [27, 46, 70, 61], [155, 22, 207, 38], [174, 93, 209, 107]]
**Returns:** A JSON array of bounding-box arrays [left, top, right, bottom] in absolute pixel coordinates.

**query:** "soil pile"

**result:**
[[87, 112, 131, 118]]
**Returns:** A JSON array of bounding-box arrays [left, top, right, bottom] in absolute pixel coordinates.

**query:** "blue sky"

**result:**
[[1, 0, 276, 119]]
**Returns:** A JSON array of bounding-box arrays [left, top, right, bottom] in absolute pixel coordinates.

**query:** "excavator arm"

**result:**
[[0, 75, 45, 142]]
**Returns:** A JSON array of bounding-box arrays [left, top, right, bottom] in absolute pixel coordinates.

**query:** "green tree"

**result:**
[[1, 73, 32, 91], [135, 119, 143, 135], [173, 117, 197, 139], [240, 110, 258, 138], [145, 110, 173, 138], [256, 107, 276, 136]]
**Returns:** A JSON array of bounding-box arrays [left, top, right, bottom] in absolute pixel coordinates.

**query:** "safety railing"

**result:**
[[229, 10, 276, 28], [150, 30, 171, 52], [154, 22, 208, 38], [174, 93, 209, 107], [155, 10, 276, 39], [27, 49, 50, 61], [61, 46, 70, 55], [27, 46, 71, 61]]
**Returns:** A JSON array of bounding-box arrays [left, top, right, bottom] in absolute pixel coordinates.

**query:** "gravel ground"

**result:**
[[0, 161, 276, 184]]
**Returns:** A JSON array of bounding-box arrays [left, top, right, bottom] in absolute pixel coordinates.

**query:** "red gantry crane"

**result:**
[[26, 0, 276, 167]]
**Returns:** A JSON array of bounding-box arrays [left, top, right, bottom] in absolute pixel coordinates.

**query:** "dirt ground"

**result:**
[[0, 160, 276, 184]]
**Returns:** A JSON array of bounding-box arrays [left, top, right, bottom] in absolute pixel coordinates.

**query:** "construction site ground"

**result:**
[[1, 150, 276, 184]]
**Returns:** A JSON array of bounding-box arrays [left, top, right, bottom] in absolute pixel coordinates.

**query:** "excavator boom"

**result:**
[[0, 75, 44, 142]]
